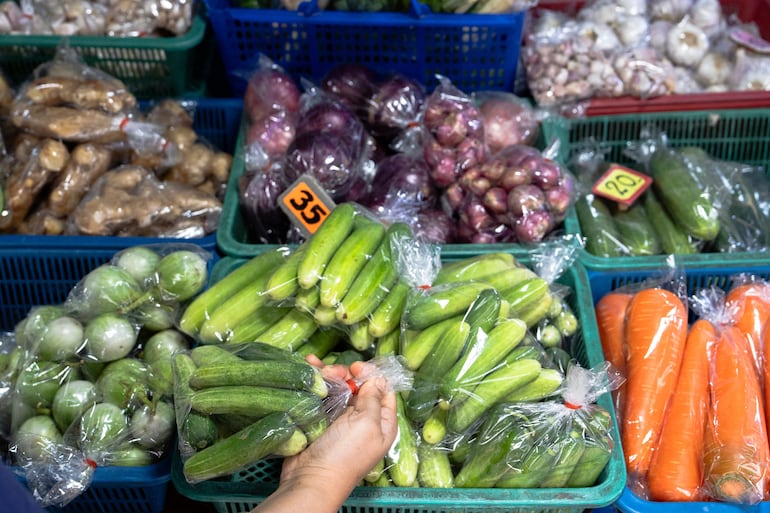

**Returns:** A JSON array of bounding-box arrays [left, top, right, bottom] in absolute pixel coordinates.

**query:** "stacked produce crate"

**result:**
[[2, 0, 770, 512]]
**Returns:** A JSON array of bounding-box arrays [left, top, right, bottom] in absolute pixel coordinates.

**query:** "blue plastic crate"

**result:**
[[588, 260, 770, 513], [0, 99, 243, 251], [203, 0, 526, 96], [14, 454, 172, 513], [0, 246, 218, 332]]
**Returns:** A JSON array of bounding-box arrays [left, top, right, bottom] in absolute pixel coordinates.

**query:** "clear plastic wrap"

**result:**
[[597, 264, 688, 498], [0, 332, 20, 439], [172, 342, 349, 484], [241, 55, 301, 173], [453, 362, 621, 489], [445, 141, 576, 244], [689, 286, 769, 505], [68, 165, 222, 238], [7, 245, 204, 506], [421, 76, 487, 188], [473, 90, 540, 153]]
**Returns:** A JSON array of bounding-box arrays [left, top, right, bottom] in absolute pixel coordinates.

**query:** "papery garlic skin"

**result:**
[[666, 20, 709, 67], [695, 52, 731, 87]]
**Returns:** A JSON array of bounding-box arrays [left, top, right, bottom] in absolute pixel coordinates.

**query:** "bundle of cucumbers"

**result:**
[[577, 144, 769, 258], [175, 342, 330, 484], [176, 202, 611, 489]]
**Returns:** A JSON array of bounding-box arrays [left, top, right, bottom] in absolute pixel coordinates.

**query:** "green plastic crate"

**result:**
[[172, 253, 626, 513], [541, 109, 770, 272], [216, 130, 578, 259], [0, 16, 209, 99]]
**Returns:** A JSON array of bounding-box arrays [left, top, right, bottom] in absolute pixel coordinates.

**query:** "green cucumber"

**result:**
[[189, 345, 242, 367], [349, 321, 375, 352], [417, 443, 454, 488], [335, 223, 410, 326], [189, 360, 326, 397], [613, 202, 661, 256], [643, 190, 699, 254], [440, 317, 527, 404], [404, 281, 494, 330], [182, 412, 295, 484], [189, 386, 324, 425], [446, 358, 542, 433], [575, 195, 625, 257], [227, 305, 293, 344], [386, 395, 419, 487], [368, 280, 410, 338], [400, 316, 461, 371], [265, 246, 306, 302], [179, 248, 288, 337], [254, 309, 318, 351], [650, 148, 720, 241], [297, 203, 358, 290], [320, 216, 386, 307], [296, 328, 343, 360], [504, 368, 563, 402], [433, 252, 516, 286], [374, 329, 399, 357]]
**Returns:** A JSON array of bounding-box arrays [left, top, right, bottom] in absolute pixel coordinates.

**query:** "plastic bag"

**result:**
[[446, 141, 576, 244], [323, 354, 413, 422], [7, 245, 202, 506], [240, 55, 301, 172], [68, 165, 222, 238], [173, 342, 333, 483], [525, 236, 582, 352], [473, 90, 540, 153], [716, 163, 770, 253], [453, 362, 620, 489], [421, 76, 486, 188], [688, 286, 769, 505], [522, 16, 624, 111], [596, 262, 688, 497], [0, 332, 20, 438]]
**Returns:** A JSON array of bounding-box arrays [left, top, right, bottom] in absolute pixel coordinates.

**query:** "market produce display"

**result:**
[[572, 131, 770, 258], [237, 58, 570, 246], [2, 244, 211, 508], [525, 0, 769, 109], [596, 271, 770, 505], [172, 202, 615, 490], [0, 48, 232, 238], [0, 0, 194, 36]]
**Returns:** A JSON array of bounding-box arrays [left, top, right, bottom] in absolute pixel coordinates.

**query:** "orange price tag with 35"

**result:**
[[591, 164, 652, 206], [279, 175, 336, 238]]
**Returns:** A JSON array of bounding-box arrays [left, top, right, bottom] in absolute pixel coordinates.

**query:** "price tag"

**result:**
[[591, 164, 652, 206], [279, 175, 337, 238]]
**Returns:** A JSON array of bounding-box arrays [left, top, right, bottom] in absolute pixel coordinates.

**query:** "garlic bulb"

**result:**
[[689, 0, 724, 38], [695, 52, 731, 87], [616, 0, 647, 16], [576, 21, 621, 52], [666, 20, 708, 67], [530, 9, 570, 36], [735, 71, 770, 91], [649, 0, 693, 21], [614, 14, 650, 48]]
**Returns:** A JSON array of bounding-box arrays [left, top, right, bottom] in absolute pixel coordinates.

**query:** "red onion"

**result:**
[[476, 91, 539, 153]]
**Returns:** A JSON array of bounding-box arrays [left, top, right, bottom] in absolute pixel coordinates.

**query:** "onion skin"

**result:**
[[515, 210, 554, 242], [245, 110, 297, 159], [477, 92, 539, 153], [366, 74, 426, 138], [321, 63, 377, 113], [507, 184, 546, 217], [243, 68, 300, 122]]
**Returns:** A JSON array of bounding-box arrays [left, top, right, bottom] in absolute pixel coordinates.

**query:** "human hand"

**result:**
[[279, 359, 398, 496]]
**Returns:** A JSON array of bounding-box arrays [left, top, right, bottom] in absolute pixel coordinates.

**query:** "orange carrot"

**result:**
[[647, 319, 716, 502], [726, 283, 770, 382], [704, 325, 770, 504], [595, 292, 632, 417], [621, 287, 688, 488]]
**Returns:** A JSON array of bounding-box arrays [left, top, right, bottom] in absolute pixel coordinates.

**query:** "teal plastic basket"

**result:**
[[216, 128, 578, 259], [588, 259, 770, 513], [0, 16, 209, 99], [172, 253, 626, 513], [541, 108, 770, 272]]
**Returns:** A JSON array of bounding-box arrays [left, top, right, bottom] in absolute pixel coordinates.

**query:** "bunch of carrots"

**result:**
[[595, 279, 770, 505]]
